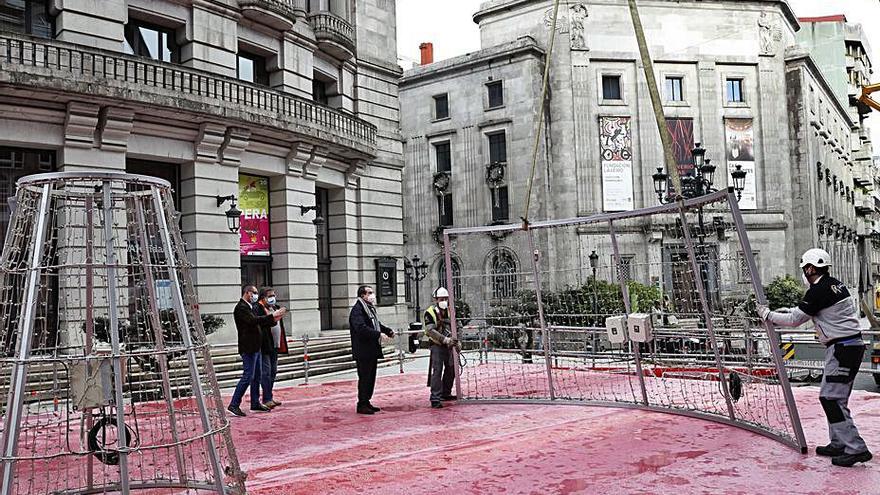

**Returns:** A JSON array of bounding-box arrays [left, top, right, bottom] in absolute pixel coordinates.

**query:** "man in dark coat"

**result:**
[[228, 285, 285, 417], [349, 285, 394, 414]]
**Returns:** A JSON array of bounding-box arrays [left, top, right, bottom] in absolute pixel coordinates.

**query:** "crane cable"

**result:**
[[521, 0, 563, 228]]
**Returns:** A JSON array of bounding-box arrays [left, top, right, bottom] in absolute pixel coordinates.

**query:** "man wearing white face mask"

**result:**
[[349, 285, 395, 415], [757, 248, 871, 467], [424, 287, 457, 409]]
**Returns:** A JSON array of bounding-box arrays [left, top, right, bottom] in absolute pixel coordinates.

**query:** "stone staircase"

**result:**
[[3, 337, 400, 405]]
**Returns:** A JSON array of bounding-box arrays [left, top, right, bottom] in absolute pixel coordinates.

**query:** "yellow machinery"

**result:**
[[861, 83, 880, 113]]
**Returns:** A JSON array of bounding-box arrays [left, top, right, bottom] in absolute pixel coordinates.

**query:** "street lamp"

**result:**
[[588, 250, 599, 364], [404, 255, 428, 322], [651, 143, 748, 311], [216, 194, 241, 233]]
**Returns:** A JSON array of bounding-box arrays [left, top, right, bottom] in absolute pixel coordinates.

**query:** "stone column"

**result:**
[[269, 143, 325, 336], [53, 0, 125, 50], [181, 5, 238, 77], [179, 124, 247, 343]]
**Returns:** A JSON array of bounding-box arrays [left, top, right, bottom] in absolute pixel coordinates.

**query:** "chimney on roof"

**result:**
[[419, 42, 434, 65]]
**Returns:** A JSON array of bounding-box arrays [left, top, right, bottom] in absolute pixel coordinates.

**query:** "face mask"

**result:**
[[250, 293, 259, 303], [267, 297, 276, 305], [438, 301, 448, 310], [366, 294, 377, 305]]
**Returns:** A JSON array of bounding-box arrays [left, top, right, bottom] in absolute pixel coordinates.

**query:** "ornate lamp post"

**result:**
[[404, 255, 428, 322], [589, 250, 600, 365], [650, 143, 747, 310]]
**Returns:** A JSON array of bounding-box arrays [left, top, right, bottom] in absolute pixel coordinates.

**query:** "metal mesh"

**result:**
[[0, 172, 244, 494], [444, 190, 807, 451]]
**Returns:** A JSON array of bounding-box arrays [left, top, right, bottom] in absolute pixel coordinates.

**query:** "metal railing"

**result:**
[[0, 32, 376, 147], [309, 13, 355, 52]]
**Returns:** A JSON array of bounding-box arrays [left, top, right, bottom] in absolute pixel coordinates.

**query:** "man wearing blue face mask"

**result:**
[[757, 248, 871, 467], [424, 287, 458, 409], [228, 285, 285, 417]]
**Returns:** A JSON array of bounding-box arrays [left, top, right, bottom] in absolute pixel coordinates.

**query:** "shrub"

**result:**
[[765, 275, 804, 310]]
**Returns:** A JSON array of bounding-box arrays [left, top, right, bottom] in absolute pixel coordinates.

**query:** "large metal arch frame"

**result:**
[[442, 188, 808, 453]]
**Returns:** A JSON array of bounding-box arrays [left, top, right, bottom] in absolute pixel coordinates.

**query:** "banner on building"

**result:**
[[600, 116, 634, 211], [725, 118, 757, 210], [239, 174, 270, 256], [666, 118, 694, 178]]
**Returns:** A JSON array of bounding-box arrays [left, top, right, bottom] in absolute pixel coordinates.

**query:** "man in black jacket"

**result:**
[[349, 285, 394, 414], [228, 285, 285, 417]]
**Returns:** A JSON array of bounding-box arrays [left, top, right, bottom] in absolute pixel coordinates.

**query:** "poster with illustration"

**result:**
[[600, 116, 634, 211], [239, 174, 270, 256], [725, 118, 757, 210]]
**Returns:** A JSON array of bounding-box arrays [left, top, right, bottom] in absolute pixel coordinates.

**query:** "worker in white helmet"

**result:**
[[424, 287, 457, 408], [757, 248, 871, 467]]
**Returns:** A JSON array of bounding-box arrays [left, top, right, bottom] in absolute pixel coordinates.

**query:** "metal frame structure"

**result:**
[[0, 171, 244, 494], [443, 188, 808, 452]]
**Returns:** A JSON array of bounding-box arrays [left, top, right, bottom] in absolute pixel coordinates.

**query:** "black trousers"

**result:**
[[356, 358, 378, 407]]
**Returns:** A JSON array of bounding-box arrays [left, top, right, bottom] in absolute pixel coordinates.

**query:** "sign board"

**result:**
[[599, 116, 634, 211], [239, 174, 270, 256], [725, 118, 757, 210], [374, 257, 397, 307]]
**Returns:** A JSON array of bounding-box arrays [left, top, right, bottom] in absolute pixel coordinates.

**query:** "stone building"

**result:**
[[400, 0, 874, 315], [0, 0, 407, 342], [796, 14, 878, 295]]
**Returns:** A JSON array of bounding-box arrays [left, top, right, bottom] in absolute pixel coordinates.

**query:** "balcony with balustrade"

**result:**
[[239, 0, 299, 31], [309, 13, 355, 60], [0, 33, 377, 158]]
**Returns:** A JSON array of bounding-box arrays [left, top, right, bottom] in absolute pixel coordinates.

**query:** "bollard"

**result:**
[[397, 330, 404, 374], [303, 334, 310, 386]]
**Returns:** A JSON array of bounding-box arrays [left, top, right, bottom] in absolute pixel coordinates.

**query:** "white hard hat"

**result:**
[[433, 287, 449, 298], [800, 248, 832, 268]]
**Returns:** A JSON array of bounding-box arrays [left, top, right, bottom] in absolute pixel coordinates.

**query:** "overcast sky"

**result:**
[[396, 0, 880, 151]]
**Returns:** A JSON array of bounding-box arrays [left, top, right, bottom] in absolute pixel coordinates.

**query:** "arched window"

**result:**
[[438, 257, 462, 299], [490, 249, 518, 299]]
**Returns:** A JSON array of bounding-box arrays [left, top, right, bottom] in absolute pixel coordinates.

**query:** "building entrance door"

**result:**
[[315, 187, 332, 331], [241, 258, 272, 290]]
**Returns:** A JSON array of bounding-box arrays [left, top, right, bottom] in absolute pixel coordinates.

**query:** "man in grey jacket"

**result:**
[[758, 248, 871, 467]]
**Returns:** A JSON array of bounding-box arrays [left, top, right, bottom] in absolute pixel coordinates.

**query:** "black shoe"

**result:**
[[356, 405, 375, 415], [367, 403, 381, 412], [227, 405, 246, 417], [249, 404, 271, 412], [441, 395, 457, 401], [816, 444, 846, 457], [832, 451, 873, 467], [431, 402, 443, 409]]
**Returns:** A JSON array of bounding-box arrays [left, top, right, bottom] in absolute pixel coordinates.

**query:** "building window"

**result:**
[[602, 75, 622, 100], [435, 141, 451, 173], [434, 94, 449, 120], [0, 0, 52, 37], [237, 51, 269, 86], [491, 185, 509, 223], [614, 255, 634, 282], [438, 194, 453, 226], [123, 20, 179, 63], [738, 252, 758, 283], [0, 147, 55, 246], [726, 78, 744, 103], [491, 249, 518, 300], [487, 81, 504, 108], [488, 131, 507, 164], [312, 79, 329, 105], [665, 76, 683, 102], [438, 257, 462, 299]]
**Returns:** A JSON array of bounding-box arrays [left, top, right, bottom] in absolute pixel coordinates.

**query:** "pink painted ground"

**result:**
[[230, 373, 880, 495]]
